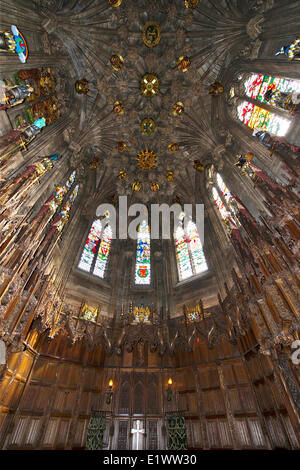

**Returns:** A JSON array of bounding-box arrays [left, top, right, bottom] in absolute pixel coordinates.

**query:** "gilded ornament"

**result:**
[[110, 54, 124, 71], [185, 0, 199, 8], [118, 170, 127, 179], [209, 81, 224, 96], [75, 78, 89, 94], [177, 56, 191, 72], [141, 117, 156, 135], [137, 149, 157, 170], [140, 73, 160, 97], [172, 101, 184, 116], [132, 181, 142, 192], [133, 306, 150, 323], [168, 143, 179, 152], [117, 141, 127, 152], [89, 157, 100, 169], [142, 21, 162, 48], [150, 182, 160, 191], [166, 171, 174, 181], [193, 160, 204, 172], [81, 303, 98, 322], [113, 100, 125, 114], [109, 0, 122, 6]]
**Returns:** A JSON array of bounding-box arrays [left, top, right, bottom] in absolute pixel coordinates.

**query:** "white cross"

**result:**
[[131, 420, 145, 450]]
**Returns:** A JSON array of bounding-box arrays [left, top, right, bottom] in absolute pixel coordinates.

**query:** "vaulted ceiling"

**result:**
[[39, 0, 265, 203]]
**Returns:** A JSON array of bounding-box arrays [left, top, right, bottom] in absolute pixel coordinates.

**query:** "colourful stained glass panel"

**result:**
[[212, 187, 231, 220], [237, 100, 290, 136], [216, 173, 232, 204], [93, 225, 112, 278], [244, 73, 300, 103], [175, 226, 193, 281], [237, 101, 254, 125], [240, 73, 300, 136], [186, 221, 208, 275], [78, 219, 102, 273], [135, 221, 151, 285], [244, 73, 263, 99]]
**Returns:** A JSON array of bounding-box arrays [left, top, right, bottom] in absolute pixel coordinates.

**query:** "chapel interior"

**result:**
[[0, 0, 299, 451]]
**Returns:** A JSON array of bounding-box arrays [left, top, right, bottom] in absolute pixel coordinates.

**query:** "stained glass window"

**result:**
[[216, 173, 232, 204], [237, 100, 290, 136], [175, 221, 207, 281], [175, 226, 193, 280], [244, 73, 300, 102], [212, 173, 238, 230], [186, 221, 208, 275], [238, 73, 300, 137], [78, 220, 102, 273], [93, 225, 112, 278], [135, 221, 151, 285], [78, 218, 112, 279], [212, 187, 231, 220]]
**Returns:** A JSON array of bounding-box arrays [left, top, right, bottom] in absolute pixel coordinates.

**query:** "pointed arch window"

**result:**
[[78, 218, 112, 279], [135, 220, 151, 285], [212, 173, 238, 231], [175, 220, 208, 281]]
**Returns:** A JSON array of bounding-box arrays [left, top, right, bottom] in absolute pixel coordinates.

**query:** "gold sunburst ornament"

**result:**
[[110, 54, 124, 71], [142, 22, 162, 48], [137, 149, 157, 170], [141, 117, 156, 135], [140, 73, 160, 97]]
